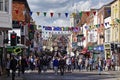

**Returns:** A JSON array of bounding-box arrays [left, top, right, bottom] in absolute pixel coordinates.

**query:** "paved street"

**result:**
[[1, 70, 120, 80], [23, 70, 120, 80]]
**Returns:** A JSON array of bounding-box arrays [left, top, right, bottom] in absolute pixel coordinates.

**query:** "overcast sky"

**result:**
[[27, 0, 113, 27]]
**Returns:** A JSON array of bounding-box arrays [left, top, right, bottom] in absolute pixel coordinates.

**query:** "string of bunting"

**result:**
[[85, 19, 120, 30], [42, 26, 80, 32], [13, 9, 111, 18]]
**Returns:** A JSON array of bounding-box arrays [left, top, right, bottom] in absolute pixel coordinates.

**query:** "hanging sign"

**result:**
[[13, 47, 22, 54]]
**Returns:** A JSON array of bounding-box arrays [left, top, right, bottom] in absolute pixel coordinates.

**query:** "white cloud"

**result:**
[[52, 19, 70, 27], [75, 1, 91, 11], [27, 0, 114, 27]]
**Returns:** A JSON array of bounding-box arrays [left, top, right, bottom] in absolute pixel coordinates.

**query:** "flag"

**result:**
[[65, 13, 68, 17], [116, 18, 120, 23], [79, 12, 82, 17], [30, 11, 33, 16], [43, 12, 47, 16], [53, 27, 62, 31], [50, 12, 54, 17], [93, 11, 96, 15], [37, 12, 40, 16], [86, 12, 90, 16], [58, 13, 61, 17]]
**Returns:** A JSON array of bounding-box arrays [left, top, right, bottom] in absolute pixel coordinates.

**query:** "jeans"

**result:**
[[98, 66, 102, 74], [54, 66, 58, 75]]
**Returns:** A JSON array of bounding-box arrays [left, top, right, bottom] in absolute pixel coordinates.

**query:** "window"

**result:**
[[5, 0, 9, 12], [0, 0, 3, 11], [0, 0, 9, 12]]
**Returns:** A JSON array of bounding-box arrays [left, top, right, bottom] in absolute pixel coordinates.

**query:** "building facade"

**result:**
[[111, 0, 120, 69], [0, 0, 12, 73]]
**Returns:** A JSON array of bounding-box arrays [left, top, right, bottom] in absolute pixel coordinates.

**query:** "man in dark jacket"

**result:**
[[10, 56, 17, 80], [59, 57, 66, 76], [21, 56, 27, 74]]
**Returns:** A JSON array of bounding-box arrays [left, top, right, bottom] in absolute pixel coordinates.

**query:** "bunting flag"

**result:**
[[116, 18, 120, 23], [85, 26, 88, 30], [30, 11, 33, 16], [93, 11, 96, 15], [13, 10, 101, 18], [37, 12, 40, 16], [86, 12, 90, 16], [50, 12, 54, 17], [58, 13, 61, 17], [43, 12, 47, 16], [73, 27, 80, 32], [79, 12, 82, 17], [45, 26, 52, 30], [65, 13, 68, 17], [72, 13, 76, 17], [101, 24, 104, 27], [63, 27, 68, 31], [53, 27, 62, 31], [105, 23, 107, 26]]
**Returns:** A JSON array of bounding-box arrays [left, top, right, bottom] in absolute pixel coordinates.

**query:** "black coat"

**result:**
[[10, 58, 17, 71], [59, 59, 66, 67]]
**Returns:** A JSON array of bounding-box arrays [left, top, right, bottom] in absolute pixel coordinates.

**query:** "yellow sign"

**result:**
[[104, 43, 110, 49], [13, 47, 22, 54]]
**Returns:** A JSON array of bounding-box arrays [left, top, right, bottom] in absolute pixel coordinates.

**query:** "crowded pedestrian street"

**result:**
[[1, 0, 120, 80]]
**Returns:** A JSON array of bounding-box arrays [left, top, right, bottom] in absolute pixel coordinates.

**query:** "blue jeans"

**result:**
[[98, 66, 102, 74]]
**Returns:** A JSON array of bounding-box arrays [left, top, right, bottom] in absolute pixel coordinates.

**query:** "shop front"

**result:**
[[92, 45, 104, 61], [5, 44, 28, 57]]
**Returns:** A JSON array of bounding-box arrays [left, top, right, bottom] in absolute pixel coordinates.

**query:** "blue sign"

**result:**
[[93, 47, 97, 50], [97, 45, 104, 51]]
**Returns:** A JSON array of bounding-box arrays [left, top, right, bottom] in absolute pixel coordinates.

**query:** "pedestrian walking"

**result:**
[[78, 57, 83, 71], [66, 57, 72, 72], [59, 57, 66, 76], [97, 58, 103, 75], [85, 58, 89, 71], [89, 57, 94, 71], [53, 57, 59, 75], [10, 56, 17, 80], [21, 56, 28, 74], [6, 58, 10, 77], [37, 57, 42, 74], [106, 58, 111, 71]]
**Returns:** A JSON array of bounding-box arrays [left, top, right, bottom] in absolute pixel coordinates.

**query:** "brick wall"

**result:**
[[12, 2, 25, 21]]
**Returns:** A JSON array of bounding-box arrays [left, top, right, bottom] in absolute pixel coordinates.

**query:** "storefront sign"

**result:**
[[88, 46, 93, 50], [104, 43, 110, 49]]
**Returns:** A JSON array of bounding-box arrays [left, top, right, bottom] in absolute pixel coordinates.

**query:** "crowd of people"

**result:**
[[2, 50, 116, 79]]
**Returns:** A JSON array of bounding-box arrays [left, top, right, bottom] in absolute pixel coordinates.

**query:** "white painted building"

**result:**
[[104, 17, 111, 43], [0, 0, 12, 47]]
